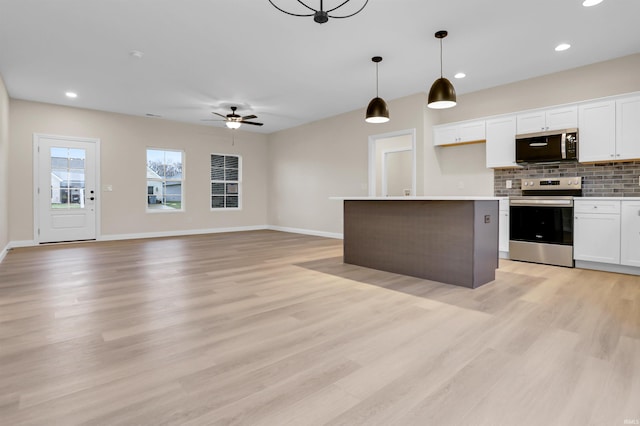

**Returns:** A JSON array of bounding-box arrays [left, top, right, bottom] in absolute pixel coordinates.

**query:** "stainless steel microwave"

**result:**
[[515, 128, 578, 163]]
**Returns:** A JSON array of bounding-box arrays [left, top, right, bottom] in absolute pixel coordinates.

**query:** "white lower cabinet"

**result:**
[[621, 201, 640, 267], [498, 198, 509, 253], [574, 200, 621, 264]]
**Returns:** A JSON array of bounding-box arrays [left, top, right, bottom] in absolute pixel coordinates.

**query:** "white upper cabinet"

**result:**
[[579, 95, 640, 163], [516, 106, 578, 135], [486, 115, 518, 168], [616, 95, 640, 160], [433, 120, 485, 146], [578, 100, 616, 163]]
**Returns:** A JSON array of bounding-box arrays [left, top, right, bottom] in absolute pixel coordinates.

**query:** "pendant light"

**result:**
[[428, 30, 457, 109], [365, 56, 390, 123]]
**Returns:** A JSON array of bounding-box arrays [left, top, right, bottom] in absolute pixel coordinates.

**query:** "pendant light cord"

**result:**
[[440, 38, 443, 78], [376, 62, 379, 97]]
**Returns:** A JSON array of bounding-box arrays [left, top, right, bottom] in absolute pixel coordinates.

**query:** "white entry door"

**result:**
[[35, 134, 99, 243]]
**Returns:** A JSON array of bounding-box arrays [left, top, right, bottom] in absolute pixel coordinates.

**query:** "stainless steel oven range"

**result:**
[[509, 177, 582, 267]]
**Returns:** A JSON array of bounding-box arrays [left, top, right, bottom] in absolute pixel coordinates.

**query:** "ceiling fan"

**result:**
[[205, 106, 264, 129]]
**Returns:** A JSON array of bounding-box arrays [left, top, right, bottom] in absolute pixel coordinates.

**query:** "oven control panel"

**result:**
[[521, 177, 582, 190]]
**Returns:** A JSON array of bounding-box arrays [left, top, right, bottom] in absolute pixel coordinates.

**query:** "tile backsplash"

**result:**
[[494, 161, 640, 197]]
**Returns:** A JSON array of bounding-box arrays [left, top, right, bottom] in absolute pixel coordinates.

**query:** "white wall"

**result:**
[[267, 93, 427, 236], [8, 100, 269, 242], [266, 53, 640, 236], [0, 75, 9, 258], [437, 53, 640, 124], [267, 92, 494, 235]]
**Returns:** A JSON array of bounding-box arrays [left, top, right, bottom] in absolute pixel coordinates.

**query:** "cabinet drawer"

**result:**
[[574, 200, 621, 214]]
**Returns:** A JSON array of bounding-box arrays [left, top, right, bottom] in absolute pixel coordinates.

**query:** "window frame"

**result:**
[[210, 153, 242, 211], [146, 147, 185, 213]]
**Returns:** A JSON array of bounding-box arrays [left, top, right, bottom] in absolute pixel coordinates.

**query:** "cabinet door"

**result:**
[[458, 120, 485, 143], [578, 101, 616, 163], [621, 201, 640, 267], [546, 106, 578, 131], [433, 125, 459, 146], [499, 210, 510, 252], [574, 213, 621, 264], [486, 116, 518, 168], [616, 96, 640, 161], [516, 111, 546, 134]]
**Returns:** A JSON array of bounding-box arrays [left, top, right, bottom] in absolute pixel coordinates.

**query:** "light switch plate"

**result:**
[[103, 185, 113, 192]]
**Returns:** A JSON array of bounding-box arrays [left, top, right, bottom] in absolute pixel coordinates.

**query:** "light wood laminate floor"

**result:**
[[1, 230, 639, 425]]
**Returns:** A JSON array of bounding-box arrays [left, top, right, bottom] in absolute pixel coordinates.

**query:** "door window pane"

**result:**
[[51, 147, 86, 209]]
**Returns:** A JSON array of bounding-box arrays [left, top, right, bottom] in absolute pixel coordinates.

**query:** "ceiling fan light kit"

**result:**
[[205, 106, 264, 129], [268, 0, 369, 24], [365, 56, 390, 123], [428, 30, 457, 109]]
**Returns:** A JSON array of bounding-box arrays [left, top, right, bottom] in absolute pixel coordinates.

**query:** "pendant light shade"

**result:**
[[427, 30, 456, 109], [365, 56, 390, 123]]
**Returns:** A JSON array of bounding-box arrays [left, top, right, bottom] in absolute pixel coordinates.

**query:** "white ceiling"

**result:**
[[1, 0, 639, 134]]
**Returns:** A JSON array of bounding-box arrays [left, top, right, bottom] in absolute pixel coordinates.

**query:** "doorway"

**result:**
[[368, 129, 416, 197], [34, 134, 100, 243], [382, 149, 413, 196]]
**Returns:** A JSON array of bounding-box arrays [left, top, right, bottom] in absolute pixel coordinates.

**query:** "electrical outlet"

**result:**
[[506, 180, 512, 189]]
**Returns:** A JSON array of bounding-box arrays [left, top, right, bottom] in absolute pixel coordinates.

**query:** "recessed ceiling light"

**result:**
[[65, 91, 78, 98], [555, 43, 571, 52], [454, 72, 466, 79], [582, 0, 603, 7], [129, 50, 144, 59]]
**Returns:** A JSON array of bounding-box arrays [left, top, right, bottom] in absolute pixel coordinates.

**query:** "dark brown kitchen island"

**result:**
[[336, 197, 500, 289]]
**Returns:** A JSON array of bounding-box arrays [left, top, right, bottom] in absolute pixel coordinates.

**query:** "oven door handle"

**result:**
[[510, 199, 573, 207]]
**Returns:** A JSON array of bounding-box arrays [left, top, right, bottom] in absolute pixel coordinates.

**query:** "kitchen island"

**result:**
[[332, 197, 500, 289]]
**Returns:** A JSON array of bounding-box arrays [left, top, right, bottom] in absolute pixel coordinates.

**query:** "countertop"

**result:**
[[574, 197, 640, 201], [330, 196, 501, 201]]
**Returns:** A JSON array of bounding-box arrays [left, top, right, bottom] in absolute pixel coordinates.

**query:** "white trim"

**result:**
[[368, 128, 417, 197], [33, 133, 102, 243], [99, 225, 269, 242], [7, 240, 37, 248], [0, 243, 8, 263], [267, 225, 343, 239], [575, 260, 640, 276]]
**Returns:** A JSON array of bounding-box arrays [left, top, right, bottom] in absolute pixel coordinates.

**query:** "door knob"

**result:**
[[90, 197, 95, 201]]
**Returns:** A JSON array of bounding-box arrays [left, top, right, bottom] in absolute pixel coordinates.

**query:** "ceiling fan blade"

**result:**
[[241, 121, 264, 126], [212, 112, 227, 119], [242, 114, 257, 120], [201, 118, 225, 122]]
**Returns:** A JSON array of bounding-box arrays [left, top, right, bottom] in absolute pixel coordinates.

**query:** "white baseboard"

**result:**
[[99, 225, 269, 242], [8, 240, 37, 248], [0, 243, 8, 263], [0, 226, 341, 264], [575, 260, 640, 276], [267, 225, 343, 240]]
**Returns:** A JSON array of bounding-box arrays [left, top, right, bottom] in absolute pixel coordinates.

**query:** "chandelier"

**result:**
[[267, 0, 369, 24]]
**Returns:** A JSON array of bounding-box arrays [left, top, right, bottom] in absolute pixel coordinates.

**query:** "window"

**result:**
[[147, 149, 184, 211], [211, 154, 241, 209]]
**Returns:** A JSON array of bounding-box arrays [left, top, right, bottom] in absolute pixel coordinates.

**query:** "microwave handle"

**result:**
[[561, 133, 566, 159]]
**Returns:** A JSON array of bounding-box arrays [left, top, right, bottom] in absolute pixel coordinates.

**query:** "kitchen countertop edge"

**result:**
[[330, 196, 502, 201]]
